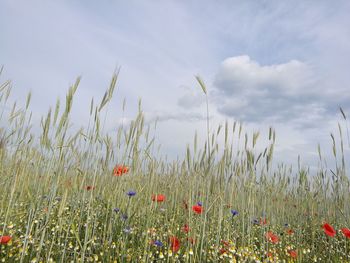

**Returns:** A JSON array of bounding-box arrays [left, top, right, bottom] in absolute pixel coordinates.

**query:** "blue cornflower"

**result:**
[[121, 214, 128, 221], [284, 223, 289, 227], [252, 218, 259, 225], [126, 190, 136, 197], [123, 226, 132, 234], [231, 210, 239, 217], [197, 202, 203, 207], [113, 208, 120, 213], [153, 240, 163, 247]]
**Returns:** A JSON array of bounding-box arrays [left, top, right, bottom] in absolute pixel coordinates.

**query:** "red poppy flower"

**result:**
[[323, 223, 336, 237], [288, 250, 297, 258], [341, 228, 350, 238], [0, 236, 11, 244], [86, 185, 95, 191], [113, 166, 122, 176], [219, 248, 228, 255], [266, 252, 273, 258], [265, 231, 279, 244], [152, 194, 165, 202], [221, 240, 230, 247], [169, 236, 180, 252], [286, 229, 294, 235], [182, 224, 190, 233], [192, 205, 203, 214], [113, 165, 129, 176], [260, 218, 267, 225], [122, 166, 129, 174]]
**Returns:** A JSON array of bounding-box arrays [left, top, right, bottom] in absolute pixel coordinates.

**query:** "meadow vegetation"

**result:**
[[0, 69, 349, 262]]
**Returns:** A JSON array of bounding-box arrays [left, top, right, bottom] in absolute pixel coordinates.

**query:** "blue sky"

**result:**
[[1, 1, 350, 169]]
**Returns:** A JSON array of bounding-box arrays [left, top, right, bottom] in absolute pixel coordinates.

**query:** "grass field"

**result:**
[[0, 72, 350, 262]]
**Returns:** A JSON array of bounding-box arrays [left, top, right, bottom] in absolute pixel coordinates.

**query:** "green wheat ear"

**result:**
[[195, 75, 207, 94]]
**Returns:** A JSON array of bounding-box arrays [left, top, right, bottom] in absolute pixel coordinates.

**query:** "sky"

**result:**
[[1, 0, 350, 171]]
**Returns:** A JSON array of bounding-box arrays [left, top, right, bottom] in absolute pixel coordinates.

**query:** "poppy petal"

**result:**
[[323, 223, 336, 237], [341, 228, 350, 238]]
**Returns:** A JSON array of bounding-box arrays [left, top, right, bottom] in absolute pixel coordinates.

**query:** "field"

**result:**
[[0, 72, 350, 262]]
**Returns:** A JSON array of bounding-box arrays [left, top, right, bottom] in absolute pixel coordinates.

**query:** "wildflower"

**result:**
[[113, 165, 129, 176], [221, 240, 230, 247], [182, 224, 190, 233], [219, 248, 228, 255], [113, 208, 120, 213], [260, 218, 267, 225], [86, 185, 95, 191], [341, 228, 350, 238], [231, 210, 238, 217], [121, 214, 128, 221], [123, 226, 132, 234], [265, 231, 279, 244], [169, 236, 180, 253], [126, 190, 136, 197], [153, 240, 163, 247], [288, 250, 298, 258], [152, 194, 165, 202], [147, 228, 157, 235], [192, 205, 203, 214], [286, 229, 294, 235], [0, 235, 11, 244], [323, 223, 336, 237], [197, 202, 202, 206], [252, 218, 259, 225], [114, 167, 122, 176]]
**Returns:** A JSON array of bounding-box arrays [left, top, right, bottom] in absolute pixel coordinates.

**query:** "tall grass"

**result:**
[[0, 72, 349, 262]]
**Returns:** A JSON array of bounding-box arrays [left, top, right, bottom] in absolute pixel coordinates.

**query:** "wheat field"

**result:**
[[0, 71, 349, 262]]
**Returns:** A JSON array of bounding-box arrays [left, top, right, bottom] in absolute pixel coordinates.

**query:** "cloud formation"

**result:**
[[212, 55, 341, 126]]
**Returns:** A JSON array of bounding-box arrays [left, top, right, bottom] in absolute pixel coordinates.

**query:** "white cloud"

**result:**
[[216, 56, 314, 95], [212, 55, 337, 125]]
